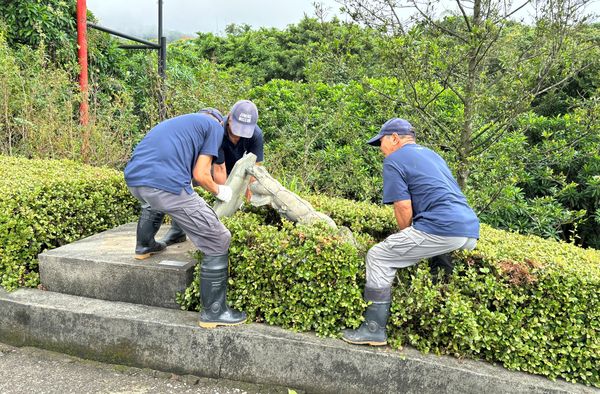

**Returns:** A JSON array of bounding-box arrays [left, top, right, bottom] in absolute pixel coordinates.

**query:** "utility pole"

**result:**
[[77, 0, 89, 126], [77, 1, 168, 122]]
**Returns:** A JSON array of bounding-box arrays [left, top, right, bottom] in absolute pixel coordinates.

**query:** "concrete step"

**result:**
[[39, 223, 197, 309], [1, 288, 593, 394]]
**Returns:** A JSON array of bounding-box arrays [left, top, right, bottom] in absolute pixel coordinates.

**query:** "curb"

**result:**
[[0, 288, 595, 394]]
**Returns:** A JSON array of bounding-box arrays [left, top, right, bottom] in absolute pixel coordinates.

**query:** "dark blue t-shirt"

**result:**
[[216, 116, 264, 175], [383, 144, 479, 238], [124, 113, 223, 195]]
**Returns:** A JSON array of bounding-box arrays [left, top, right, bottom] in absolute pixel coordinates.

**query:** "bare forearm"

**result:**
[[213, 164, 227, 185], [393, 200, 413, 230], [195, 174, 219, 194]]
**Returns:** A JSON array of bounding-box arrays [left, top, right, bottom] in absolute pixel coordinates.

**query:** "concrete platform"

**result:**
[[0, 288, 595, 394], [39, 223, 197, 309]]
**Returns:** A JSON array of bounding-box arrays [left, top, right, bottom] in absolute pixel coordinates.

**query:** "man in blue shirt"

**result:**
[[124, 112, 246, 328], [161, 100, 264, 246], [342, 118, 479, 346]]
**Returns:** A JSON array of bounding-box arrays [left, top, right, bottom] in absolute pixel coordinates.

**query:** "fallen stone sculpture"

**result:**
[[247, 165, 337, 229], [213, 154, 356, 245], [213, 153, 257, 218]]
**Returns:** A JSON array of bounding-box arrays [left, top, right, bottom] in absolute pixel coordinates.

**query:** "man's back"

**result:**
[[383, 143, 479, 238], [125, 114, 223, 195]]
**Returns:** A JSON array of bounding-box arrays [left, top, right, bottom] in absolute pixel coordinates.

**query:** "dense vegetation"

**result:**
[[0, 1, 598, 248], [0, 156, 137, 289]]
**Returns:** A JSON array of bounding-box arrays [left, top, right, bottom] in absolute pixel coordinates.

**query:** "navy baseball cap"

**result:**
[[229, 100, 258, 138], [199, 107, 224, 123], [366, 118, 415, 146]]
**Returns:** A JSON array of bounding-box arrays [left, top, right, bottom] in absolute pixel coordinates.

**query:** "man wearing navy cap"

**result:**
[[341, 118, 479, 346], [124, 110, 247, 328], [213, 100, 264, 185]]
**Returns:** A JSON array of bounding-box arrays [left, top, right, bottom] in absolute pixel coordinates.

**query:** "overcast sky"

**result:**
[[87, 0, 599, 38], [87, 0, 344, 36]]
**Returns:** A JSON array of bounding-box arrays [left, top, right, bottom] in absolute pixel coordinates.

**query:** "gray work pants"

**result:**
[[128, 186, 231, 256], [366, 226, 477, 289]]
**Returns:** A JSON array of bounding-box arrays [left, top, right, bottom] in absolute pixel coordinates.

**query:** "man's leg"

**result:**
[[128, 187, 167, 260], [132, 186, 246, 328], [342, 227, 470, 346], [159, 219, 187, 246], [428, 253, 454, 283]]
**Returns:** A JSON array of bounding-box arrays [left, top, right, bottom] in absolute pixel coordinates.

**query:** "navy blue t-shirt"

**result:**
[[216, 116, 264, 175], [383, 144, 479, 238], [124, 113, 223, 195]]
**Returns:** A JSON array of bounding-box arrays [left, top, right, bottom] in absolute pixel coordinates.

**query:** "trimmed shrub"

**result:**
[[0, 156, 138, 290], [0, 156, 596, 385], [178, 198, 599, 387]]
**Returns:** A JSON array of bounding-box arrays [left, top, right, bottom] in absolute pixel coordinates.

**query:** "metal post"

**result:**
[[158, 0, 167, 120], [77, 0, 89, 126], [158, 37, 167, 119], [85, 1, 167, 120]]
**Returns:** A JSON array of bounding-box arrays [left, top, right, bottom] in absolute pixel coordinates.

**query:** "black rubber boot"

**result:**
[[342, 287, 391, 346], [159, 220, 187, 246], [428, 253, 454, 283], [134, 207, 167, 260], [198, 254, 247, 328]]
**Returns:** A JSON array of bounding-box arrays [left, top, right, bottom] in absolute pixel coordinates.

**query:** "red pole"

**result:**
[[77, 0, 89, 126]]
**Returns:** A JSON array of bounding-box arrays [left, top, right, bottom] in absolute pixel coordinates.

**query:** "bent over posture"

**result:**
[[342, 118, 479, 346], [124, 113, 246, 328]]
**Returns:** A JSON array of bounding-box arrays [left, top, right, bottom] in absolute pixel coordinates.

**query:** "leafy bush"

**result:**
[[0, 156, 138, 290], [0, 32, 139, 167], [178, 212, 366, 336], [177, 196, 599, 387]]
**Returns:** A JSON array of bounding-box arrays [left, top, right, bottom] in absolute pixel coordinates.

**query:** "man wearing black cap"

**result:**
[[341, 118, 479, 346], [158, 108, 226, 246]]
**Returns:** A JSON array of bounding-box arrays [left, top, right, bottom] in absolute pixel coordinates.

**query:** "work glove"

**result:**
[[215, 185, 233, 203]]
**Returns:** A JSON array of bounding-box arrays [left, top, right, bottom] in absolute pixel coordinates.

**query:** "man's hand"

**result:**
[[215, 185, 233, 203], [393, 200, 413, 230]]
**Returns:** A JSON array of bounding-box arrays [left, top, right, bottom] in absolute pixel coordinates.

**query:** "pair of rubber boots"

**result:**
[[134, 207, 187, 260], [135, 208, 246, 327]]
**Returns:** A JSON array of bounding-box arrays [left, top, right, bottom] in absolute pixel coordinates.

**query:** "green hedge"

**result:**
[[179, 197, 599, 387], [1, 156, 597, 386], [0, 156, 138, 289]]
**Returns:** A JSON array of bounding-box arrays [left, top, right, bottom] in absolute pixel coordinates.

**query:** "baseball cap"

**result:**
[[229, 100, 258, 138], [199, 107, 224, 123], [366, 118, 415, 146]]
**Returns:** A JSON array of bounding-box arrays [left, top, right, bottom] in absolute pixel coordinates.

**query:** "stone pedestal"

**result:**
[[39, 223, 197, 309]]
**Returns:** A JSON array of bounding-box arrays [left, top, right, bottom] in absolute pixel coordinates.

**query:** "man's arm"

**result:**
[[393, 200, 413, 230], [193, 155, 220, 194], [213, 163, 227, 185]]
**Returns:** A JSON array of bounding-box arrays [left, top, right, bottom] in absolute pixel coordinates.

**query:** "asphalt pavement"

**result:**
[[0, 342, 297, 394]]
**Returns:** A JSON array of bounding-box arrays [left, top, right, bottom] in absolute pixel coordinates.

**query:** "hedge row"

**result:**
[[0, 156, 138, 289], [179, 198, 599, 387], [1, 157, 597, 386]]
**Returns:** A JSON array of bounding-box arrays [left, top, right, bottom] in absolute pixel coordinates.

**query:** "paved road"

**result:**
[[0, 343, 296, 394]]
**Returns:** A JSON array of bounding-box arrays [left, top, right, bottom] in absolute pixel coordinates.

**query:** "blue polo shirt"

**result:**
[[382, 143, 479, 238], [124, 113, 223, 195], [216, 116, 264, 175]]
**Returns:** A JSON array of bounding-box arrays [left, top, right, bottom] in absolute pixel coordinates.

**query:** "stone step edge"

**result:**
[[0, 288, 593, 394]]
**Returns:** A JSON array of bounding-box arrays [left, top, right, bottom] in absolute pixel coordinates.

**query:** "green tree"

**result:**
[[339, 0, 596, 189]]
